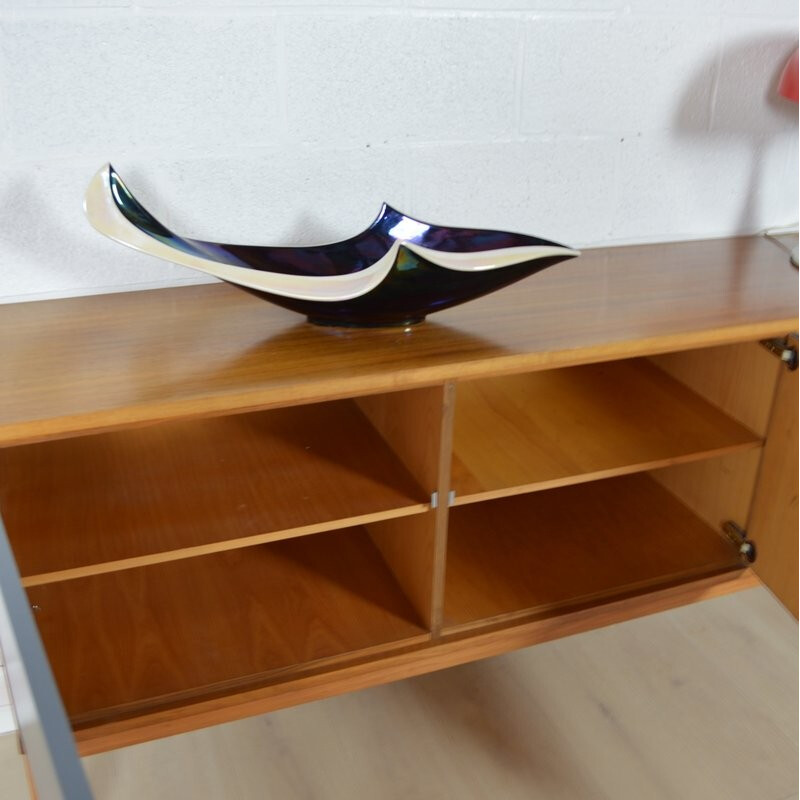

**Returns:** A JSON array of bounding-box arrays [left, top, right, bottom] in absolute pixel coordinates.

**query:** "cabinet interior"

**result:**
[[450, 355, 763, 504], [28, 527, 430, 727], [0, 340, 780, 748], [0, 398, 430, 586], [443, 471, 744, 633]]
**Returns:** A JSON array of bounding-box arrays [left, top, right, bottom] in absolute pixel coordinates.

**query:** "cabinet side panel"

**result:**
[[650, 342, 779, 436], [749, 366, 798, 617]]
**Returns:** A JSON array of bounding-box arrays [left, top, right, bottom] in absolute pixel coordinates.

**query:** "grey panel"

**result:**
[[0, 514, 93, 799]]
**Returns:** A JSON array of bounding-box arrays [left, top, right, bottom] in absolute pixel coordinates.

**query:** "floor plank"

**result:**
[[2, 587, 796, 799], [0, 736, 27, 800]]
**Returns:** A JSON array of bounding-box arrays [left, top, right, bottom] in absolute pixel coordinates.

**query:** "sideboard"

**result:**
[[0, 235, 797, 799]]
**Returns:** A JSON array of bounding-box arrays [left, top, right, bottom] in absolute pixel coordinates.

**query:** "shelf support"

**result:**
[[721, 521, 757, 564], [430, 490, 456, 509]]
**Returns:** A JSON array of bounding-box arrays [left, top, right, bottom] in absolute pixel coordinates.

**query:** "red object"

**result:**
[[778, 49, 799, 103]]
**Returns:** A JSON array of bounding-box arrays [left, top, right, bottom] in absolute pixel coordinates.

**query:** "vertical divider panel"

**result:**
[[356, 383, 456, 634], [647, 342, 779, 532]]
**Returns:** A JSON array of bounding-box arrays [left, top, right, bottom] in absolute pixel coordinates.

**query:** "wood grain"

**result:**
[[749, 362, 798, 617], [650, 341, 779, 435], [443, 473, 744, 631], [0, 237, 796, 446], [27, 528, 429, 725], [451, 359, 761, 503], [0, 401, 428, 585], [365, 514, 438, 631], [69, 569, 758, 756], [431, 381, 457, 634]]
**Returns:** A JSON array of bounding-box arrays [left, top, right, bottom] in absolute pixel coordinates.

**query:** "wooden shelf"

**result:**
[[28, 526, 429, 725], [451, 359, 761, 504], [443, 473, 744, 632], [0, 400, 428, 585]]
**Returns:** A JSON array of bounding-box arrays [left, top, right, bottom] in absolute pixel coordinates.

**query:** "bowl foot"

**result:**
[[306, 316, 426, 328]]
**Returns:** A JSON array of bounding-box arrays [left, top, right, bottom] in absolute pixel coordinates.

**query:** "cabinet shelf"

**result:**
[[443, 472, 744, 633], [451, 359, 761, 504], [0, 400, 428, 586], [27, 526, 429, 726]]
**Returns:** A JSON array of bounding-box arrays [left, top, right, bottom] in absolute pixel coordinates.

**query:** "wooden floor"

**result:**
[[1, 587, 796, 800]]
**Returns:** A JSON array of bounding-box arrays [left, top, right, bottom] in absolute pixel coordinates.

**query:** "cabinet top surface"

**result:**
[[1, 235, 797, 445]]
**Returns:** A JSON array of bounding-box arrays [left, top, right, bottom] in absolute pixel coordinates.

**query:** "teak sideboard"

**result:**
[[0, 236, 797, 798]]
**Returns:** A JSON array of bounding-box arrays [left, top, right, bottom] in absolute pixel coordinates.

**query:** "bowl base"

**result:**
[[306, 316, 426, 329]]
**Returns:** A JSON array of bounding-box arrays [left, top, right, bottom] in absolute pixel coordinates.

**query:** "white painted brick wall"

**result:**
[[0, 2, 796, 300]]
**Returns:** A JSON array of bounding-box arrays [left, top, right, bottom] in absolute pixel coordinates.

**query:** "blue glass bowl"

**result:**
[[85, 164, 579, 327]]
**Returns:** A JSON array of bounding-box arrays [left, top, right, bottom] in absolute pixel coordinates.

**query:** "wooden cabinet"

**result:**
[[0, 235, 796, 798]]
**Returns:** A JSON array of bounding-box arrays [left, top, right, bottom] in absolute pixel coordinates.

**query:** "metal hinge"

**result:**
[[760, 335, 798, 371], [430, 490, 456, 508], [722, 521, 757, 564]]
